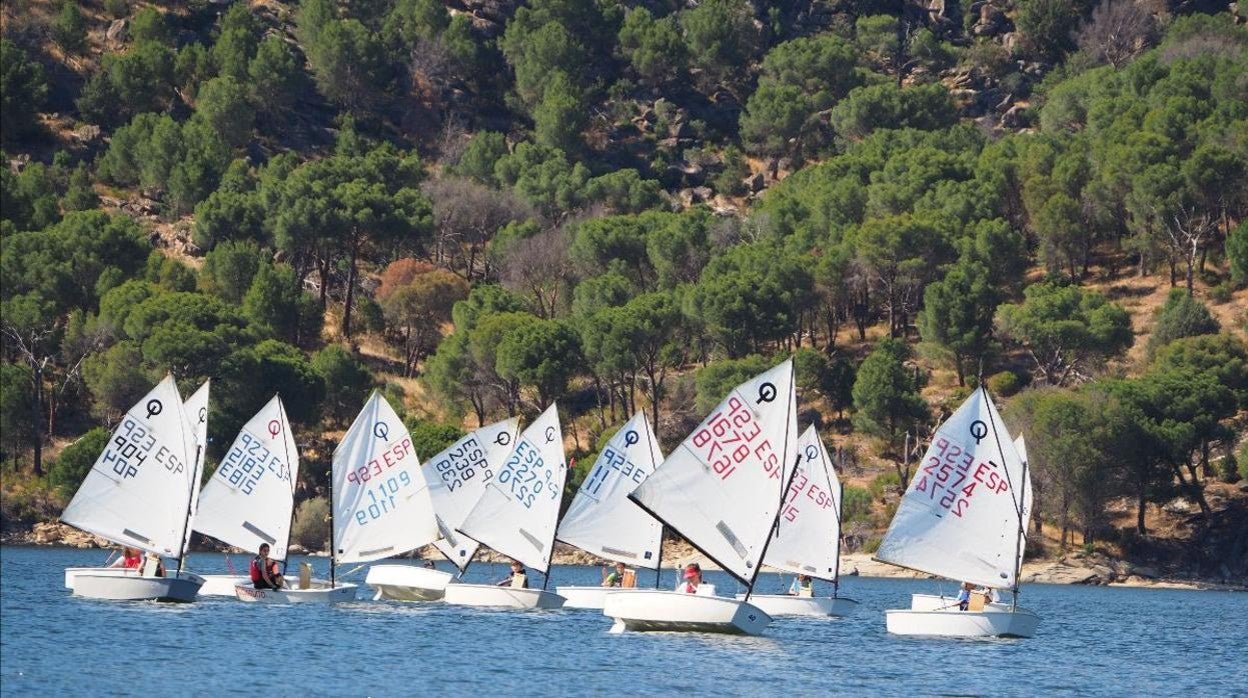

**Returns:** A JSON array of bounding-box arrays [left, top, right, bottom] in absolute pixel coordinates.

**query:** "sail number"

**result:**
[[217, 432, 288, 495], [353, 471, 413, 525], [582, 445, 646, 498], [346, 437, 415, 485], [495, 441, 559, 509], [431, 436, 489, 492], [103, 417, 183, 479], [780, 466, 834, 522], [914, 436, 1010, 517], [690, 396, 779, 480]]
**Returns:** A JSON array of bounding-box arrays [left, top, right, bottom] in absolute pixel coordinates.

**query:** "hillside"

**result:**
[[2, 0, 1247, 586]]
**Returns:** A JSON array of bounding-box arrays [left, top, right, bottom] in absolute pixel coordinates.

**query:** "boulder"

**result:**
[[744, 171, 766, 193], [1001, 104, 1027, 128], [106, 19, 128, 43]]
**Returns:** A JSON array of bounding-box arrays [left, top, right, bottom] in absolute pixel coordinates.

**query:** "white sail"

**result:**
[[179, 380, 210, 559], [460, 405, 566, 573], [557, 411, 664, 569], [630, 360, 797, 584], [875, 388, 1027, 589], [422, 417, 520, 570], [1013, 434, 1034, 575], [332, 392, 440, 564], [762, 426, 842, 581], [61, 374, 195, 557], [193, 395, 298, 560]]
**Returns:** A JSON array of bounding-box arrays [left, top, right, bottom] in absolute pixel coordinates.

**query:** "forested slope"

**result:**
[[2, 0, 1246, 583]]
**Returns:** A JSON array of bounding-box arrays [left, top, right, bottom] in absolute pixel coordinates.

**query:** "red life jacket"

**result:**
[[123, 552, 142, 569], [250, 557, 263, 582]]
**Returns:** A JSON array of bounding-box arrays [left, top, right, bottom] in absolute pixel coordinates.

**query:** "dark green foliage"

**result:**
[[495, 316, 581, 407], [213, 3, 261, 82], [1, 163, 60, 232], [248, 36, 304, 117], [918, 256, 999, 385], [533, 74, 586, 154], [851, 338, 928, 451], [0, 362, 35, 457], [193, 76, 255, 148], [830, 83, 958, 142], [1147, 289, 1219, 358], [306, 19, 392, 109], [695, 355, 769, 413], [61, 164, 99, 212], [54, 3, 88, 55], [986, 371, 1023, 397], [996, 280, 1133, 385], [406, 420, 464, 459], [48, 428, 110, 496], [617, 8, 685, 86], [83, 341, 153, 422], [681, 0, 759, 89], [1017, 0, 1080, 60], [452, 131, 508, 184], [312, 345, 372, 423], [1228, 221, 1248, 286], [193, 189, 265, 249], [130, 7, 170, 44], [1, 40, 48, 141], [76, 41, 175, 127]]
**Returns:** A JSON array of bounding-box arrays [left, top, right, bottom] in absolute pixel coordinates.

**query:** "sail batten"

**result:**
[[460, 405, 567, 573], [556, 411, 664, 569], [193, 395, 299, 559], [630, 360, 797, 586], [61, 374, 196, 557], [761, 426, 843, 582], [331, 392, 439, 564], [422, 417, 519, 570], [875, 388, 1028, 589]]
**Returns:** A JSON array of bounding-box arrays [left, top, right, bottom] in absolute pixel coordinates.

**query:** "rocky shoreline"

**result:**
[[7, 522, 1242, 591]]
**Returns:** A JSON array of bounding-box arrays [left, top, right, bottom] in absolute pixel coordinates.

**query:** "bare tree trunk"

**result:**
[[31, 360, 44, 477], [341, 233, 360, 338]]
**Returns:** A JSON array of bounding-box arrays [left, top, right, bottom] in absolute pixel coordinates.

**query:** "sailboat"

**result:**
[[191, 395, 300, 597], [735, 425, 859, 617], [554, 410, 664, 609], [61, 374, 206, 602], [875, 385, 1039, 638], [604, 360, 797, 635], [443, 404, 568, 609], [365, 417, 519, 601]]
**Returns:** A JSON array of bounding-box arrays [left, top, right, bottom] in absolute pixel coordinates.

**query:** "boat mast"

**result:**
[[821, 438, 844, 599], [175, 389, 204, 575], [983, 384, 1027, 610], [328, 460, 337, 589], [176, 440, 203, 575], [277, 397, 299, 578], [641, 409, 665, 590], [743, 361, 797, 603]]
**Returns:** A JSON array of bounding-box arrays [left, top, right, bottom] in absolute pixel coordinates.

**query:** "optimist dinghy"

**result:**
[[735, 426, 859, 617], [604, 360, 799, 635], [875, 386, 1039, 638], [365, 417, 518, 601], [61, 375, 205, 602], [191, 394, 299, 596], [554, 410, 664, 609], [444, 404, 567, 610]]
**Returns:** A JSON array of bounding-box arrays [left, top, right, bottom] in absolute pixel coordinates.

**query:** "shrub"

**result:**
[[868, 471, 900, 501], [1209, 282, 1233, 305], [1216, 453, 1239, 484], [290, 496, 329, 551], [407, 420, 465, 459], [861, 537, 882, 554], [986, 370, 1022, 397], [48, 428, 110, 496], [841, 485, 872, 523]]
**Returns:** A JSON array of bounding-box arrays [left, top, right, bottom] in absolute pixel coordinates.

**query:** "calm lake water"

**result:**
[[1, 546, 1244, 697]]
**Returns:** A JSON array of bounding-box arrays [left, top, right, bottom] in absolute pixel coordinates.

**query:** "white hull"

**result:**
[[64, 566, 130, 590], [442, 583, 566, 609], [734, 594, 860, 617], [234, 581, 358, 604], [603, 590, 771, 635], [557, 586, 652, 609], [365, 565, 455, 601], [198, 574, 252, 596], [886, 606, 1040, 638], [72, 571, 204, 603]]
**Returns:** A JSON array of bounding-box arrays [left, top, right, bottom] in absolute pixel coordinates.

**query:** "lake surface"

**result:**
[[1, 546, 1244, 697]]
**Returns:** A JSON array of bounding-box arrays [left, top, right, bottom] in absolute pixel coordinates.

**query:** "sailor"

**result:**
[[250, 543, 285, 589], [677, 563, 702, 594], [497, 560, 528, 588], [110, 547, 143, 569], [788, 574, 814, 597], [602, 561, 627, 587], [956, 581, 973, 611]]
